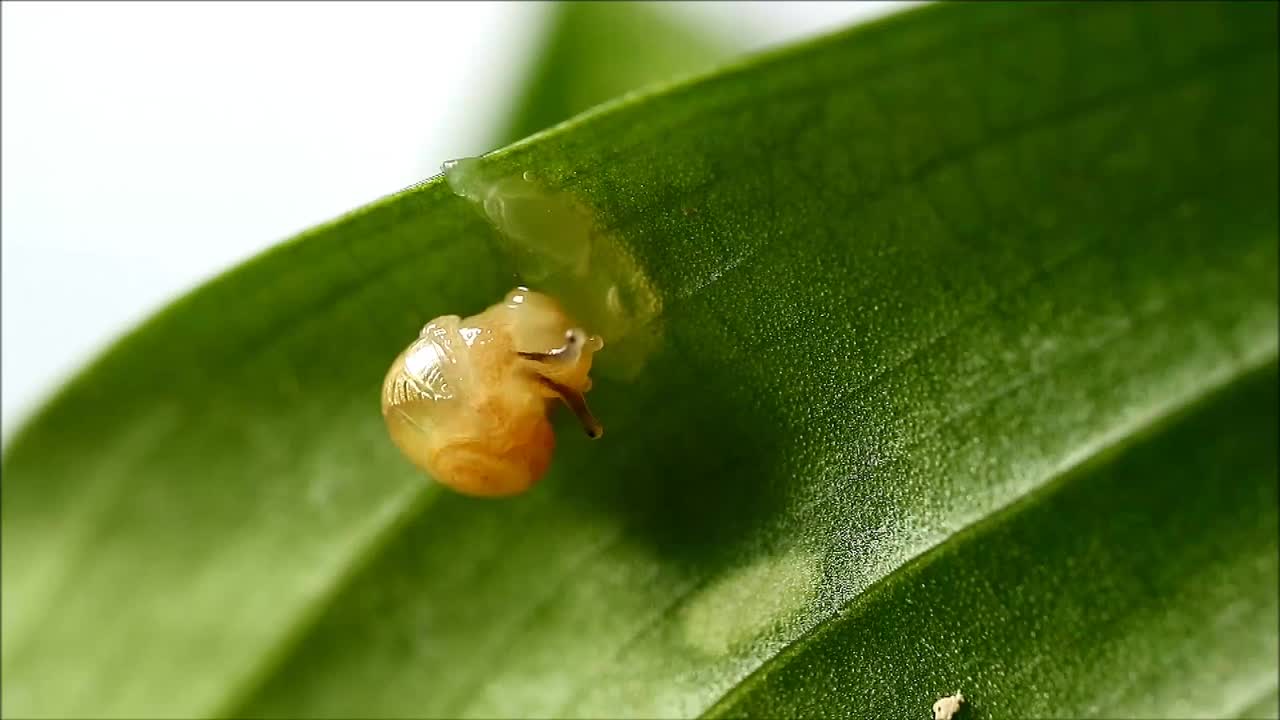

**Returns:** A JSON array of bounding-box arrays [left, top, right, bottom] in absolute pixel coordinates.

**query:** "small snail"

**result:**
[[381, 287, 604, 497]]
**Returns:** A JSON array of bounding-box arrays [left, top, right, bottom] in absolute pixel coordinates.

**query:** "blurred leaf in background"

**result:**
[[496, 1, 735, 145], [2, 3, 1277, 720]]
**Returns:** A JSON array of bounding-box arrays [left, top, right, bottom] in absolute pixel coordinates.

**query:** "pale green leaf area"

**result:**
[[2, 2, 1277, 719], [1239, 685, 1280, 720]]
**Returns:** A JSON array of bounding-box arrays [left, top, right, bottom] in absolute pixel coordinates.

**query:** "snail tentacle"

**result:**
[[538, 376, 603, 439]]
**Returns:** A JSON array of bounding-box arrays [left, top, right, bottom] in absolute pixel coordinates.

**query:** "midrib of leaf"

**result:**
[[702, 353, 1279, 719], [621, 33, 1278, 718]]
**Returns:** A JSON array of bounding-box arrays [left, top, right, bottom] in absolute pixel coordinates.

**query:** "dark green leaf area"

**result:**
[[710, 363, 1280, 719]]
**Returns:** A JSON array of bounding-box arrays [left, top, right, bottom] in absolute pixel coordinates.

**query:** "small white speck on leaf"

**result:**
[[932, 690, 964, 720]]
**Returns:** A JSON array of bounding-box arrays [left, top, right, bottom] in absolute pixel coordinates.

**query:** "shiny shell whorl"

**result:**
[[381, 288, 603, 497]]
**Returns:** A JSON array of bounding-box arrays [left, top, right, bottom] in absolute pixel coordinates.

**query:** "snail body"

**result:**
[[381, 288, 603, 497]]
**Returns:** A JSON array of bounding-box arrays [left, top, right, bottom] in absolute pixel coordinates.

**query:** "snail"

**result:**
[[381, 287, 604, 497]]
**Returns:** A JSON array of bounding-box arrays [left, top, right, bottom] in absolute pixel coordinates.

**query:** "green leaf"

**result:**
[[3, 3, 1276, 719], [705, 363, 1279, 719]]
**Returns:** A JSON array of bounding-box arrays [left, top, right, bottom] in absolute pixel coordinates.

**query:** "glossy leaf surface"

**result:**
[[2, 3, 1276, 718]]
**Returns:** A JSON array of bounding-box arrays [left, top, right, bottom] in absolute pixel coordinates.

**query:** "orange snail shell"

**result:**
[[381, 288, 604, 497]]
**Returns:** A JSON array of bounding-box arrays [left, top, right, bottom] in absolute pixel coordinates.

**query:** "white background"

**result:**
[[1, 1, 915, 436]]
